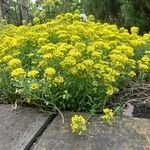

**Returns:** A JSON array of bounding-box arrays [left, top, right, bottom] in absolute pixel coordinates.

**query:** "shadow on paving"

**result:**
[[31, 112, 150, 150]]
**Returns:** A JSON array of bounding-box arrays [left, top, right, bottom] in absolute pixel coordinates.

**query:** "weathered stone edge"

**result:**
[[24, 113, 57, 150]]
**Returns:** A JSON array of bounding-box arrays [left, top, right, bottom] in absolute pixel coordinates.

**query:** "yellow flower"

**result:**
[[44, 67, 56, 77], [128, 71, 136, 77], [11, 68, 26, 80], [53, 76, 64, 85], [69, 67, 78, 75], [131, 27, 139, 34], [101, 108, 114, 125], [71, 115, 87, 135], [38, 44, 55, 54], [38, 60, 47, 67], [103, 108, 113, 117], [92, 51, 101, 59], [43, 53, 53, 59], [28, 53, 34, 58], [71, 35, 81, 42], [30, 83, 39, 90], [2, 55, 13, 62], [38, 38, 47, 46], [27, 70, 39, 78], [139, 63, 149, 70], [8, 58, 22, 69], [141, 55, 150, 63], [83, 59, 94, 67], [76, 63, 86, 71], [60, 56, 76, 68], [106, 86, 114, 96]]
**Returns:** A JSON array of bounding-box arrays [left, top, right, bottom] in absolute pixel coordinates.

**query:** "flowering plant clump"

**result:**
[[0, 13, 150, 112], [71, 115, 87, 135]]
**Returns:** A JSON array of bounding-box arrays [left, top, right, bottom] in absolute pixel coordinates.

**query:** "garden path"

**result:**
[[0, 105, 150, 150]]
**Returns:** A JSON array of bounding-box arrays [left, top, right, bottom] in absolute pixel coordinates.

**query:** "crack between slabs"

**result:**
[[24, 113, 57, 150]]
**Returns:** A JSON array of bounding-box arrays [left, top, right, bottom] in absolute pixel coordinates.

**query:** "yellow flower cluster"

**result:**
[[11, 68, 26, 81], [53, 76, 64, 86], [30, 83, 39, 90], [28, 70, 39, 78], [8, 58, 22, 69], [101, 108, 114, 125], [44, 67, 56, 77], [0, 12, 150, 111], [71, 115, 87, 135], [138, 51, 150, 71]]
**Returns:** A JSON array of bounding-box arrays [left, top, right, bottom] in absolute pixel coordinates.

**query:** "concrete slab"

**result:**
[[31, 112, 150, 150], [0, 104, 53, 150]]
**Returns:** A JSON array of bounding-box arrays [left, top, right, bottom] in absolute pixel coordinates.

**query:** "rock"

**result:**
[[123, 103, 134, 117], [0, 104, 53, 150]]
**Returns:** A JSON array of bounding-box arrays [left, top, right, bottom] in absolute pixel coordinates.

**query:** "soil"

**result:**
[[133, 103, 150, 119], [0, 93, 8, 104], [109, 78, 150, 119]]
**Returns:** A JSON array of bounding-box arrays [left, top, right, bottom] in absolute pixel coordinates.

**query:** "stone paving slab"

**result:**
[[0, 104, 52, 150], [32, 112, 150, 150]]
